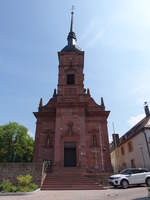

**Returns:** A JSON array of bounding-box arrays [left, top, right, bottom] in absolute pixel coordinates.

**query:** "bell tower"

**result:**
[[57, 10, 85, 99]]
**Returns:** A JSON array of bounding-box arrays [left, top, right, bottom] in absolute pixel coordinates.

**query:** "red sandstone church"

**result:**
[[33, 10, 112, 189]]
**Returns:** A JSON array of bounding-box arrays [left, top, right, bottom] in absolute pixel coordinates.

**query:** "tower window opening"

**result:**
[[67, 74, 75, 85]]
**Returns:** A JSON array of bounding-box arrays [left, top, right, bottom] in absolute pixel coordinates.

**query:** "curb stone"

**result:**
[[0, 188, 40, 196]]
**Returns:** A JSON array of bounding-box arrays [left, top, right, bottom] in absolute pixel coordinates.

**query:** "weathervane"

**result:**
[[71, 5, 75, 14]]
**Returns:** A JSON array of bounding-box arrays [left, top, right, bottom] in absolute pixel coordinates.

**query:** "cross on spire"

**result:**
[[61, 6, 82, 52]]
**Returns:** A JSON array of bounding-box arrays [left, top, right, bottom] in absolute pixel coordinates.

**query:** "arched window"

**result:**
[[45, 135, 53, 147], [92, 135, 97, 147], [47, 136, 50, 146]]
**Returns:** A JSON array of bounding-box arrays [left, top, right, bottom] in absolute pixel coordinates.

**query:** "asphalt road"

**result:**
[[0, 186, 149, 200]]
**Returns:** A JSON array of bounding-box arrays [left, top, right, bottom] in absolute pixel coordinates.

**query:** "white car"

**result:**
[[109, 168, 150, 189]]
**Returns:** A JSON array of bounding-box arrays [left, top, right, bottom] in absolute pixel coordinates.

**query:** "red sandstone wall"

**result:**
[[0, 162, 42, 186], [33, 49, 112, 172], [33, 118, 55, 162]]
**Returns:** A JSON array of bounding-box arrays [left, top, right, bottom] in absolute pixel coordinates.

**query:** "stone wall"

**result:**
[[0, 162, 42, 186]]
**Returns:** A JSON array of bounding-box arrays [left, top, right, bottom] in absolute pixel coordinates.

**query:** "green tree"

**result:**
[[0, 122, 34, 162]]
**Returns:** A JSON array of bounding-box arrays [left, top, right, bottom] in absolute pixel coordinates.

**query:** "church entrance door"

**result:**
[[64, 142, 76, 167]]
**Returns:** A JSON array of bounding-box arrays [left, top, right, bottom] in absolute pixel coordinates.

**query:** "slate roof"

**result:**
[[110, 114, 150, 152], [119, 114, 150, 145]]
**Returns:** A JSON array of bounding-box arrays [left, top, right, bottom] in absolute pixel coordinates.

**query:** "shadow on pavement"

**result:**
[[132, 198, 150, 200], [110, 185, 146, 190]]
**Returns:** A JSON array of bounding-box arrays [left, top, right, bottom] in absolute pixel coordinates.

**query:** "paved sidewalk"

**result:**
[[0, 187, 149, 200]]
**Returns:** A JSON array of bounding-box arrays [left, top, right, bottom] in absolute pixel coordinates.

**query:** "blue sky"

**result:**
[[0, 0, 150, 140]]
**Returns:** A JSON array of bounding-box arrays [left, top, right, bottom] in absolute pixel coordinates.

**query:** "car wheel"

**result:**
[[146, 178, 150, 187], [121, 179, 129, 189]]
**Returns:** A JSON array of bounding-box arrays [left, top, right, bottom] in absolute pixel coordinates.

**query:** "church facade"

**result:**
[[33, 11, 112, 174]]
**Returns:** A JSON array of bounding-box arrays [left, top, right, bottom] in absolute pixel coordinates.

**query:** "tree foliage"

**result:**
[[0, 122, 34, 162]]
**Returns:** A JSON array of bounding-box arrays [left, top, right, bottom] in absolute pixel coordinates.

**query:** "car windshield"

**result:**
[[120, 169, 132, 174]]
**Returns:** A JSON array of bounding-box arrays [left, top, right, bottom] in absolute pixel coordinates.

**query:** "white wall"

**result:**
[[111, 129, 150, 172]]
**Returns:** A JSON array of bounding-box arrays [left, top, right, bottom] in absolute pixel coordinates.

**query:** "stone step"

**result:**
[[43, 181, 99, 184], [44, 177, 97, 179], [41, 186, 103, 189], [41, 169, 108, 190], [42, 179, 100, 183], [41, 185, 102, 190], [44, 182, 99, 184]]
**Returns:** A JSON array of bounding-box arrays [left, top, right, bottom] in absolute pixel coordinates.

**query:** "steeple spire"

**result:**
[[61, 6, 82, 52], [70, 6, 74, 32], [67, 6, 77, 46]]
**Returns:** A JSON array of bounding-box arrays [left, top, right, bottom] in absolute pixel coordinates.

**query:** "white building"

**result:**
[[110, 103, 150, 173]]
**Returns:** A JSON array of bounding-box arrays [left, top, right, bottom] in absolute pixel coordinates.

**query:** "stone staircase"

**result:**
[[41, 168, 105, 190]]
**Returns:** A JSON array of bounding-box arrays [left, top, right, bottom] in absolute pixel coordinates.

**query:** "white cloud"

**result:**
[[86, 29, 104, 48], [80, 18, 105, 48], [95, 1, 150, 51], [128, 113, 145, 127], [116, 0, 150, 28], [80, 18, 98, 42], [28, 130, 34, 138], [128, 70, 150, 106], [80, 1, 150, 51]]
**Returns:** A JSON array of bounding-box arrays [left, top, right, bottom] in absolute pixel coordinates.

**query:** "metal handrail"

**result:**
[[41, 160, 52, 187]]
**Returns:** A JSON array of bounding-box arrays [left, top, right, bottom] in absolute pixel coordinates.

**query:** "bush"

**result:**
[[0, 175, 38, 193], [17, 183, 38, 192], [0, 179, 16, 192], [29, 183, 38, 190], [16, 174, 38, 192], [17, 174, 32, 186]]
